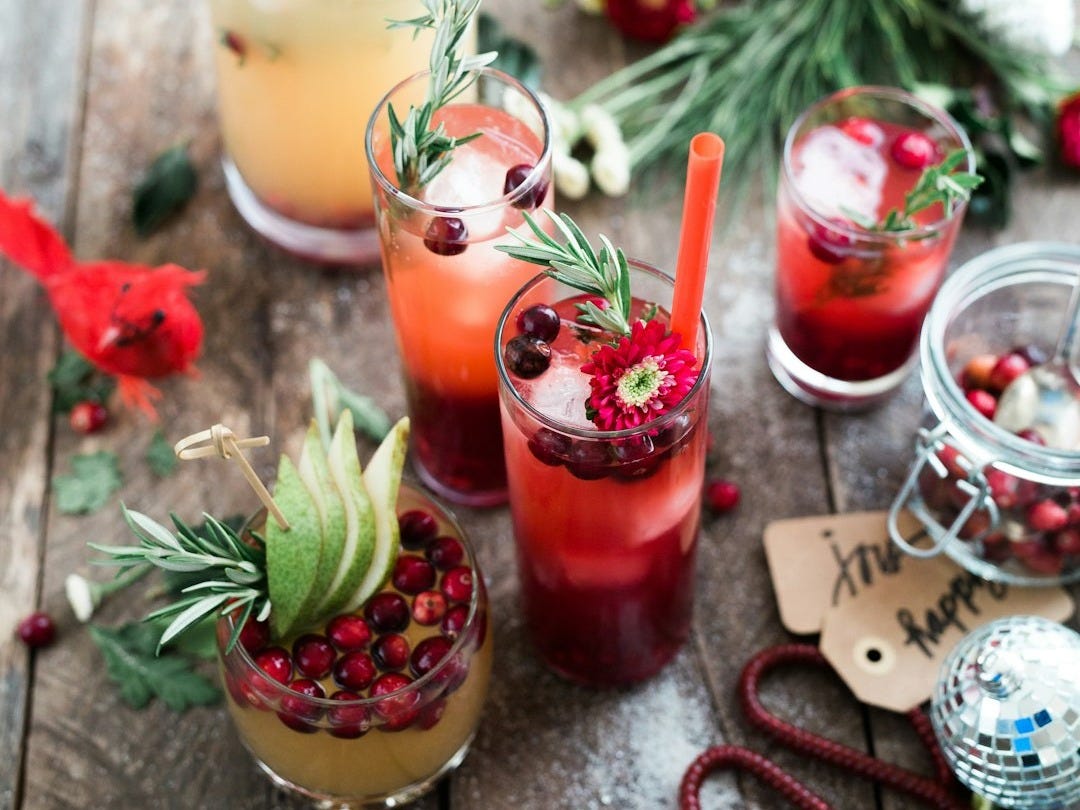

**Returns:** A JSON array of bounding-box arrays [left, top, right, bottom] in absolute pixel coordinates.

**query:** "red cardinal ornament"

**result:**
[[604, 0, 696, 43], [0, 190, 205, 418]]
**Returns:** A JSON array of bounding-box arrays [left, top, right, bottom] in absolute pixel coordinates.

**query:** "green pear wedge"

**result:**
[[265, 455, 324, 639], [297, 419, 348, 619], [319, 410, 377, 616], [342, 416, 409, 613]]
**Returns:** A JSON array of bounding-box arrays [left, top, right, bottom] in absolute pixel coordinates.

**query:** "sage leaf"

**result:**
[[133, 144, 197, 237]]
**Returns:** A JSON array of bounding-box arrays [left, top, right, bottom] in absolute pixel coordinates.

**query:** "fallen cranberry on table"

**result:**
[[705, 479, 740, 514], [16, 611, 56, 648], [69, 400, 108, 434]]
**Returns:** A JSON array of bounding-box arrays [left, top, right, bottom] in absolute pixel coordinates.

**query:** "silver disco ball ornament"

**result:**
[[930, 616, 1080, 808]]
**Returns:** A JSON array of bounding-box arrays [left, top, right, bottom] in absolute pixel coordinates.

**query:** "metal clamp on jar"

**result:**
[[888, 243, 1080, 586]]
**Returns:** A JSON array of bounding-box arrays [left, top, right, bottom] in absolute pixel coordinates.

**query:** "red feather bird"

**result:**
[[0, 189, 205, 418]]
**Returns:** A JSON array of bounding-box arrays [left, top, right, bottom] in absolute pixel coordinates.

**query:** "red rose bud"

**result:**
[[1058, 91, 1080, 170], [604, 0, 696, 43]]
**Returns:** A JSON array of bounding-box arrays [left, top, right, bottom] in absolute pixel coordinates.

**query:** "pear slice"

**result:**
[[341, 417, 409, 613], [265, 455, 324, 639], [318, 410, 377, 617], [297, 419, 348, 618]]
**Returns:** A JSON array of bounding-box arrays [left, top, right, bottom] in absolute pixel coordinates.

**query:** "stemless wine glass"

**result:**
[[366, 67, 553, 506]]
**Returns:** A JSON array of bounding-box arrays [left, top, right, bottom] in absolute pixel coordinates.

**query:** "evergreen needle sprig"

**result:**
[[496, 211, 632, 336], [875, 149, 984, 232], [90, 506, 270, 654], [388, 0, 497, 192]]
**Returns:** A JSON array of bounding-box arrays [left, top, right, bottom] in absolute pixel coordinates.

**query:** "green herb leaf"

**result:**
[[875, 149, 983, 233], [54, 451, 122, 515], [88, 623, 220, 711], [132, 144, 197, 237], [48, 350, 115, 413], [146, 431, 178, 477]]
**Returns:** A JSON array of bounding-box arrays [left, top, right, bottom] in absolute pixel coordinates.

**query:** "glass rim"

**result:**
[[782, 85, 976, 241], [364, 66, 553, 218], [921, 241, 1080, 476], [495, 260, 714, 440], [220, 481, 485, 708]]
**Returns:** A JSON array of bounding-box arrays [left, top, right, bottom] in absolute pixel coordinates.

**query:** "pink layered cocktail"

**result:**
[[496, 264, 712, 686]]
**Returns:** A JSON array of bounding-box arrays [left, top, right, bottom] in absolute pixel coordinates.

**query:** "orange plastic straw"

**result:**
[[670, 133, 725, 352]]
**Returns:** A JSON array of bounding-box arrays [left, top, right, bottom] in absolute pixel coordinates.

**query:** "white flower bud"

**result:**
[[581, 104, 625, 151], [591, 143, 632, 197], [959, 0, 1075, 56], [65, 573, 98, 622], [554, 151, 591, 199]]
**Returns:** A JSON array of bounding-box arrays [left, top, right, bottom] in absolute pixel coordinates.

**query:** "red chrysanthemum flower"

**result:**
[[581, 318, 698, 431], [1057, 90, 1080, 170], [604, 0, 697, 43]]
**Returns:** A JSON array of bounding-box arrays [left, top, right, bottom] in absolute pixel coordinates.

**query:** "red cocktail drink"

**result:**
[[768, 87, 973, 409], [496, 264, 712, 686]]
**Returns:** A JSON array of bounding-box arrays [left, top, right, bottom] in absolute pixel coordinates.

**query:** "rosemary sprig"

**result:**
[[90, 506, 270, 653], [388, 0, 497, 193], [876, 150, 984, 231], [496, 211, 632, 336]]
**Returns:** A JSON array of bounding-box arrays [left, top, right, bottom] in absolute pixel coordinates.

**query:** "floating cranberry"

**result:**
[[69, 401, 108, 434], [838, 117, 883, 146], [292, 634, 336, 679], [611, 433, 659, 480], [224, 670, 257, 708], [417, 698, 447, 730], [371, 673, 419, 731], [528, 428, 571, 466], [399, 509, 439, 550], [393, 554, 436, 594], [16, 611, 56, 648], [988, 352, 1030, 392], [1029, 499, 1069, 533], [890, 131, 939, 170], [372, 633, 411, 671], [441, 566, 474, 603], [705, 479, 741, 513], [328, 692, 370, 739], [426, 536, 465, 570], [333, 651, 377, 691], [441, 604, 469, 639], [807, 218, 856, 265], [965, 389, 997, 420], [423, 216, 468, 256], [567, 440, 610, 480], [326, 614, 371, 651], [278, 678, 324, 733], [411, 636, 453, 678], [365, 592, 410, 634], [517, 303, 561, 342], [504, 335, 551, 378], [237, 616, 270, 654], [504, 163, 549, 210], [253, 647, 292, 685], [412, 590, 448, 626]]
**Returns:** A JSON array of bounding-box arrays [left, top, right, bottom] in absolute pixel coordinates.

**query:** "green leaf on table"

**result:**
[[132, 143, 197, 237], [89, 623, 220, 711], [478, 13, 541, 92], [48, 350, 115, 413], [146, 431, 177, 477], [54, 451, 122, 515]]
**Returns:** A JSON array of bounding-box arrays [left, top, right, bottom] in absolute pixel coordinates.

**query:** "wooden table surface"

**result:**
[[2, 2, 1078, 809]]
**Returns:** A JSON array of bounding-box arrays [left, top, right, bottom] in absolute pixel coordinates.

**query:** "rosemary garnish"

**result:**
[[496, 211, 632, 336], [91, 506, 270, 653], [872, 149, 984, 232], [387, 0, 497, 193]]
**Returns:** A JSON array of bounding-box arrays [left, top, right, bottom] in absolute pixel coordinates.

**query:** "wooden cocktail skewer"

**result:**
[[173, 424, 290, 530]]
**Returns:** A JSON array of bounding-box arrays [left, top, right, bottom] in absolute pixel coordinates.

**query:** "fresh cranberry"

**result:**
[[838, 117, 883, 146], [441, 604, 469, 639], [986, 469, 1021, 509], [417, 698, 447, 730], [503, 335, 551, 379], [890, 131, 939, 170], [371, 673, 419, 731], [333, 651, 377, 691], [528, 428, 571, 466], [237, 616, 270, 654], [1014, 543, 1064, 575], [441, 567, 474, 603], [960, 353, 997, 391], [807, 218, 856, 265], [224, 670, 257, 708], [965, 389, 997, 420], [364, 592, 410, 633], [69, 401, 108, 434], [328, 691, 370, 739], [372, 633, 411, 671], [411, 636, 453, 677], [1067, 502, 1080, 526], [423, 216, 468, 256], [1016, 428, 1046, 446], [292, 634, 335, 680], [1028, 500, 1069, 533], [399, 509, 439, 550], [426, 536, 465, 570], [705, 479, 741, 513], [988, 352, 1030, 393], [278, 678, 324, 733], [412, 590, 448, 626], [611, 434, 660, 480], [517, 303, 561, 342], [503, 163, 549, 210], [326, 614, 371, 651], [253, 647, 292, 685], [392, 554, 436, 594], [1054, 528, 1080, 555], [16, 612, 56, 648], [566, 440, 610, 480]]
